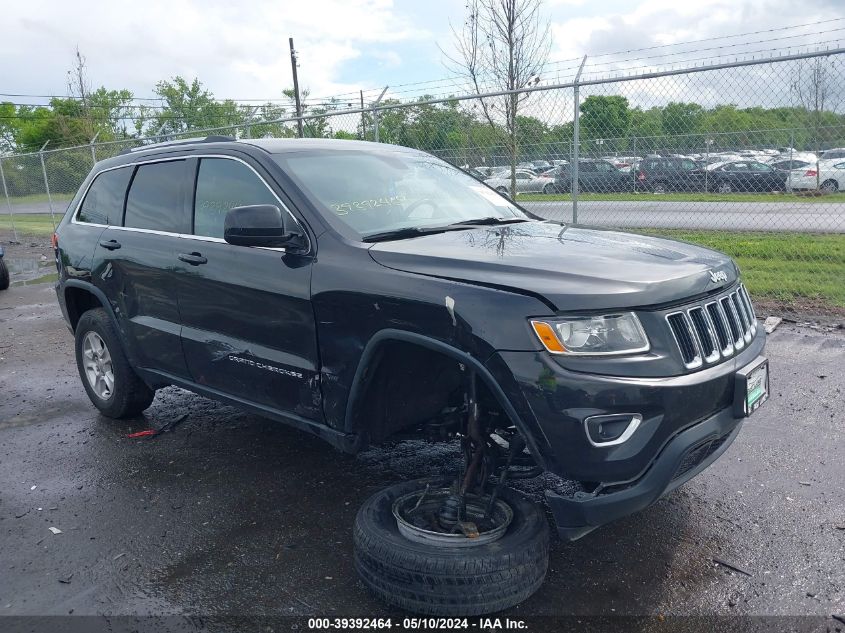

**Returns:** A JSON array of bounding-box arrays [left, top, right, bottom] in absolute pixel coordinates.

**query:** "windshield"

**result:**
[[274, 149, 527, 239]]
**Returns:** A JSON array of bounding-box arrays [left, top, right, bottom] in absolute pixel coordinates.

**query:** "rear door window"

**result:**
[[124, 160, 188, 233], [193, 158, 280, 239], [77, 167, 133, 225]]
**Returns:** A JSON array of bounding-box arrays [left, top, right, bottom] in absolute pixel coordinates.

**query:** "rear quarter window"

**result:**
[[76, 167, 133, 225], [124, 160, 188, 233]]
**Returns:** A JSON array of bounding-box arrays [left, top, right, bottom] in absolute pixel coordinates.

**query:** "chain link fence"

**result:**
[[2, 49, 844, 314]]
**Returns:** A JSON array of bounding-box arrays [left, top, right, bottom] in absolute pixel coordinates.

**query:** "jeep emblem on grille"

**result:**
[[709, 270, 728, 283]]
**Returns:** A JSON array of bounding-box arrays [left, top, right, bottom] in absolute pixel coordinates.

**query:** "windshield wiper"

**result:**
[[446, 216, 529, 227], [362, 225, 468, 243], [362, 217, 529, 243]]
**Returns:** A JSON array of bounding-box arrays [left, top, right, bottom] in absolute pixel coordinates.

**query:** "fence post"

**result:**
[[38, 141, 57, 230], [571, 56, 587, 224], [90, 131, 100, 165], [0, 156, 18, 243], [372, 86, 389, 143], [788, 131, 794, 191]]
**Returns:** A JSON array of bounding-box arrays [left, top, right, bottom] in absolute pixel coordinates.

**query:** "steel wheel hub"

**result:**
[[82, 331, 114, 400], [393, 486, 513, 547]]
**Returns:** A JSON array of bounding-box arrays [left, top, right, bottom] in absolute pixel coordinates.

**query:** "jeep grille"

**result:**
[[666, 284, 757, 369]]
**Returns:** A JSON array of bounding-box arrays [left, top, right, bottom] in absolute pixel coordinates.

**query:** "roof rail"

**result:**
[[119, 135, 236, 156]]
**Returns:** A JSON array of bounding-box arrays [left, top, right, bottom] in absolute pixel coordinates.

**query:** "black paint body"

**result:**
[[54, 138, 767, 538]]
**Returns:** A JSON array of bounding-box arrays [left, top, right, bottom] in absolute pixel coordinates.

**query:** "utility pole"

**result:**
[[289, 37, 304, 138]]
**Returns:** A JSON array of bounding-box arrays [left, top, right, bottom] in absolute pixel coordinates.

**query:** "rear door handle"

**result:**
[[99, 239, 121, 251], [178, 252, 208, 266]]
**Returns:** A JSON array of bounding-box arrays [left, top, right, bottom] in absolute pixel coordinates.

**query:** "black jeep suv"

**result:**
[[54, 137, 769, 616]]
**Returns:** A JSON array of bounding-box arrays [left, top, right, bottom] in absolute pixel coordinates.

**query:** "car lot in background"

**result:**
[[555, 159, 631, 193], [484, 168, 557, 194], [789, 159, 845, 192], [705, 160, 787, 193]]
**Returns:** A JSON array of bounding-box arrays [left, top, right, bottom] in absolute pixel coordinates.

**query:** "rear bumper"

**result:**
[[546, 404, 742, 540]]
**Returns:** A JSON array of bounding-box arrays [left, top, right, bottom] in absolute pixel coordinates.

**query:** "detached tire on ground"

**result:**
[[74, 308, 155, 418], [353, 477, 550, 616]]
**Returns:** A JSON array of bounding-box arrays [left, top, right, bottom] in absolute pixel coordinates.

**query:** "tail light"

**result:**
[[51, 232, 59, 250], [804, 169, 817, 177], [638, 170, 646, 181]]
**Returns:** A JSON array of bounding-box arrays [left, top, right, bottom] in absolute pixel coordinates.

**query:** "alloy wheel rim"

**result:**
[[82, 331, 114, 400]]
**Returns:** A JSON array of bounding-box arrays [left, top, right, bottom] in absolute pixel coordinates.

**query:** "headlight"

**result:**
[[531, 312, 650, 356]]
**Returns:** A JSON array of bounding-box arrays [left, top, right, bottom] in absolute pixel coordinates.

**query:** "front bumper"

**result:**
[[484, 325, 766, 540], [547, 404, 742, 540]]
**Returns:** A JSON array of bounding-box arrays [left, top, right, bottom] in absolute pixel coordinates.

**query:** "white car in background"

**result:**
[[484, 168, 557, 194], [788, 159, 845, 192]]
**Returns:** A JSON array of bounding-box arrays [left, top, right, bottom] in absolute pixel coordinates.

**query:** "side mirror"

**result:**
[[223, 205, 306, 250]]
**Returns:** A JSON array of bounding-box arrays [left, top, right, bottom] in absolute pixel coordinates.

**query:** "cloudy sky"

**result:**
[[2, 0, 844, 109]]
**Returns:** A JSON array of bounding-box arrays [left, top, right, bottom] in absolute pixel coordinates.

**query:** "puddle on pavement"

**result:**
[[11, 271, 59, 287], [4, 256, 56, 286]]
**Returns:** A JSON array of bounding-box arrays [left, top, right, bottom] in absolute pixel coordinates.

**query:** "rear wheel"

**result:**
[[354, 477, 549, 616], [75, 308, 154, 418], [542, 183, 555, 195]]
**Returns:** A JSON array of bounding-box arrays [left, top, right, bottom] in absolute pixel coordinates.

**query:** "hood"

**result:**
[[368, 222, 738, 311]]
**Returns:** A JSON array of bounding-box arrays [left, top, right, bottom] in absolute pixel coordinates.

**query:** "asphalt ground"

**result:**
[[1, 282, 844, 632]]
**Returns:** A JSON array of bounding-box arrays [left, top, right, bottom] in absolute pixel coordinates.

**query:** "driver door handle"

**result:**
[[178, 252, 207, 266], [99, 239, 121, 251]]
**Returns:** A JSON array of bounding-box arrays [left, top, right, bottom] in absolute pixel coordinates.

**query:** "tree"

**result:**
[[580, 95, 630, 150], [446, 0, 551, 195], [792, 56, 840, 188], [153, 77, 245, 136], [660, 102, 703, 151]]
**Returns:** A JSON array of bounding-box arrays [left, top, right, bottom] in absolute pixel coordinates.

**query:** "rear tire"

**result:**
[[74, 308, 154, 418], [354, 477, 549, 616], [542, 183, 555, 195], [0, 258, 9, 290]]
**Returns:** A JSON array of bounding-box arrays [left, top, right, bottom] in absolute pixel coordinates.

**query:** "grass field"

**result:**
[[0, 212, 60, 236], [7, 192, 75, 206], [518, 192, 845, 203], [636, 230, 845, 308], [2, 214, 842, 308]]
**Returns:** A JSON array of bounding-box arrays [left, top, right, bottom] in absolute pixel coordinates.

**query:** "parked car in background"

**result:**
[[635, 157, 704, 193], [484, 168, 556, 194], [555, 159, 631, 193], [606, 156, 640, 173], [819, 148, 845, 161], [768, 158, 812, 172], [705, 161, 787, 193], [788, 159, 845, 192], [465, 167, 487, 181]]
